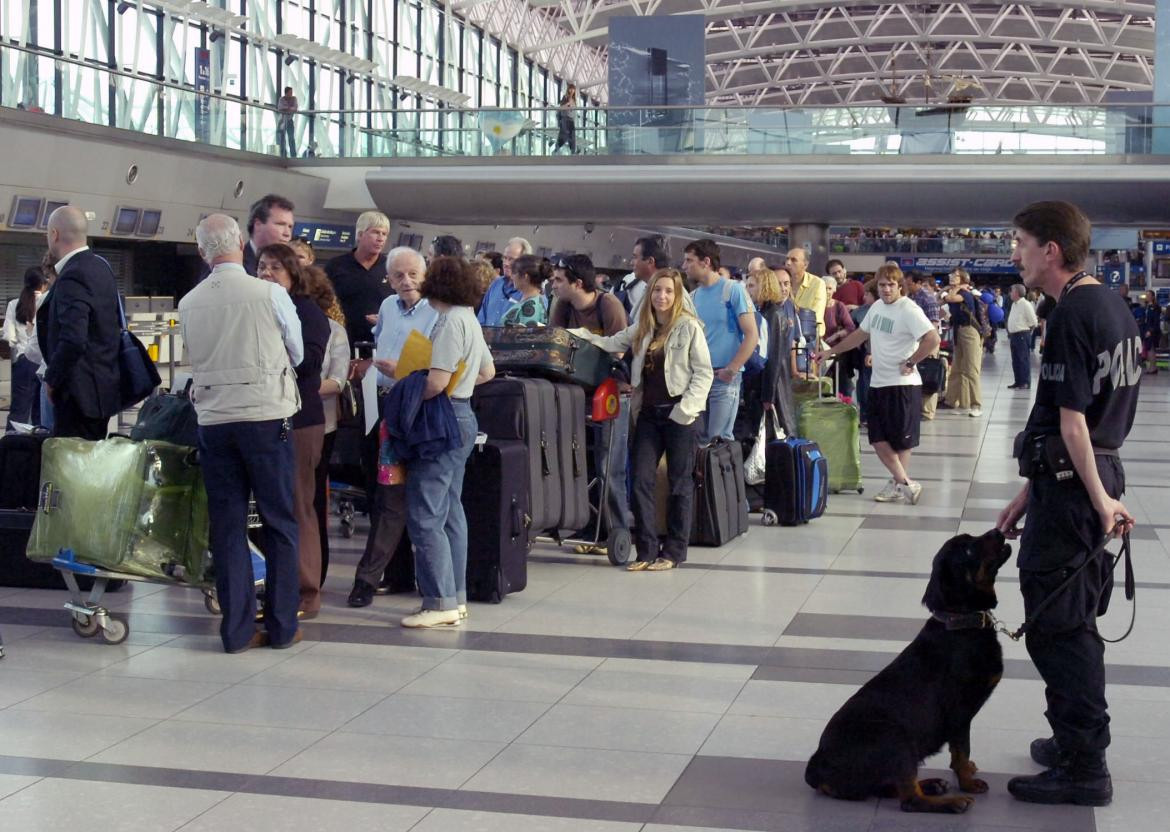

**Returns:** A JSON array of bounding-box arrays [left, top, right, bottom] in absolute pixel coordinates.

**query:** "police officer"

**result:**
[[997, 201, 1140, 806]]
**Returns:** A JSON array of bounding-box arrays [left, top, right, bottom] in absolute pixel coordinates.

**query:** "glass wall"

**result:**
[[0, 0, 592, 156]]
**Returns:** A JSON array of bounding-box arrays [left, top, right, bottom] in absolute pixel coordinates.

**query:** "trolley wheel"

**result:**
[[71, 614, 101, 638], [606, 528, 632, 566], [858, 486, 865, 495], [100, 615, 129, 645], [203, 591, 221, 616], [761, 510, 778, 527]]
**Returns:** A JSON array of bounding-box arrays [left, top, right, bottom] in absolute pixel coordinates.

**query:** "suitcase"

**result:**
[[472, 376, 562, 533], [482, 326, 617, 390], [551, 383, 590, 531], [797, 397, 864, 494], [764, 438, 828, 526], [463, 440, 530, 602], [28, 437, 211, 584], [690, 439, 748, 546]]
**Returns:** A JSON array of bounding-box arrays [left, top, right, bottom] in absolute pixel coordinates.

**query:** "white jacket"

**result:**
[[571, 316, 713, 425]]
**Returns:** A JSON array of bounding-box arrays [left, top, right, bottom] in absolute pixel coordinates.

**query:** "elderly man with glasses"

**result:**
[[476, 236, 532, 326]]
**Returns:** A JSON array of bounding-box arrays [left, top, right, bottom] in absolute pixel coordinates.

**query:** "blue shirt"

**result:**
[[373, 296, 439, 387], [476, 275, 522, 326], [692, 278, 752, 369]]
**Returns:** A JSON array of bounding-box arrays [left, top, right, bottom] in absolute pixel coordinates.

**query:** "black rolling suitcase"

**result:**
[[472, 377, 562, 533], [763, 438, 828, 527], [0, 432, 123, 590], [690, 439, 748, 546], [463, 439, 530, 603]]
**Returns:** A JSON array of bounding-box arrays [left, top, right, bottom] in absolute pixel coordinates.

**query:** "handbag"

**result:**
[[116, 298, 161, 409], [745, 410, 784, 485], [130, 380, 198, 447], [337, 380, 360, 427]]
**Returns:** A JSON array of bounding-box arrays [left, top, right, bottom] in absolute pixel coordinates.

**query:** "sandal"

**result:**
[[646, 557, 677, 571]]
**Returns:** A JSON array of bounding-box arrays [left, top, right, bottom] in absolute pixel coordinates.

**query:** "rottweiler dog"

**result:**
[[804, 528, 1012, 813]]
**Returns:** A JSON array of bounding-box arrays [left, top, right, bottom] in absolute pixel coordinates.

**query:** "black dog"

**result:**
[[804, 528, 1012, 813]]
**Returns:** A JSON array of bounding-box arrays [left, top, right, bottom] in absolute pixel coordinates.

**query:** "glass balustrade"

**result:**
[[4, 42, 1167, 161]]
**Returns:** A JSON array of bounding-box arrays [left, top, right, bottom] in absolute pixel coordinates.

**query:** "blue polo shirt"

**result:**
[[692, 278, 753, 369], [373, 296, 440, 387], [476, 275, 522, 326]]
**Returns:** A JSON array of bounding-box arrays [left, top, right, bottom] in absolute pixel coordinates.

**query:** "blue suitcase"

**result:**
[[763, 438, 828, 526]]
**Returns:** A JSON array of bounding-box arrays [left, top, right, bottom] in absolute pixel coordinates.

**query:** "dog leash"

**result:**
[[989, 522, 1135, 644]]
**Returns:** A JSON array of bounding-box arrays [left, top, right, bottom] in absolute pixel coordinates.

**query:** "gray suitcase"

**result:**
[[552, 383, 590, 532]]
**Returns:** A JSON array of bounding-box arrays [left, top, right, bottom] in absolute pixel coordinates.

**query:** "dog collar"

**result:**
[[930, 610, 997, 630]]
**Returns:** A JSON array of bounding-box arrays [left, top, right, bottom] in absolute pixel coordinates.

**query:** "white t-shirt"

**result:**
[[430, 305, 493, 400], [860, 296, 934, 388]]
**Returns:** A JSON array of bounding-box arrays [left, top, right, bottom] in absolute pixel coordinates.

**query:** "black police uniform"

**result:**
[[1016, 279, 1141, 763]]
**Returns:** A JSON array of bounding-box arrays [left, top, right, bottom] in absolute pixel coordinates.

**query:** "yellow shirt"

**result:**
[[794, 272, 828, 337]]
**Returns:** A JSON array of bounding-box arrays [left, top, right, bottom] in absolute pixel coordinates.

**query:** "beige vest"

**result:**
[[178, 268, 300, 425]]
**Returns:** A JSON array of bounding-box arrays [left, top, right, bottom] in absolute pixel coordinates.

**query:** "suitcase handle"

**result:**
[[38, 482, 60, 513]]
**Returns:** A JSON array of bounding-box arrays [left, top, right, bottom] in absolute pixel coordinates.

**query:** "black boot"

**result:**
[[1008, 752, 1112, 806], [1029, 736, 1068, 769]]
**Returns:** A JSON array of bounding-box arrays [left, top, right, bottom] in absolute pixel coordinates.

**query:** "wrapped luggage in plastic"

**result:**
[[797, 398, 864, 494], [27, 437, 211, 584]]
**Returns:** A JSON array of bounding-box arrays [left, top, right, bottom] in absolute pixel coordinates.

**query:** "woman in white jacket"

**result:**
[[572, 269, 713, 571]]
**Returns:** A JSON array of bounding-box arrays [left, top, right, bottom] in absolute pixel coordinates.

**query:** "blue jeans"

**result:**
[[38, 378, 54, 432], [1009, 331, 1032, 387], [199, 418, 300, 652], [6, 355, 40, 431], [405, 401, 477, 611], [700, 374, 742, 444]]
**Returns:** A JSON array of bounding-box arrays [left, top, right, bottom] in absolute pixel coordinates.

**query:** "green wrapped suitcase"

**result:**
[[482, 326, 617, 390], [27, 437, 211, 583], [797, 397, 864, 494]]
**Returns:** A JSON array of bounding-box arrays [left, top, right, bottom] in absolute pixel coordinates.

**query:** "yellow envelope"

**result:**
[[394, 329, 466, 395]]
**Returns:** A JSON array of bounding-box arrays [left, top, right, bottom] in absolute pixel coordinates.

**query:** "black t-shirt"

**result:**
[[1035, 294, 1054, 320], [325, 250, 390, 346], [946, 289, 975, 327], [1023, 285, 1141, 450]]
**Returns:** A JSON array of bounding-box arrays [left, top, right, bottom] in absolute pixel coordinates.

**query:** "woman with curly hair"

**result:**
[[257, 243, 330, 618], [401, 257, 495, 628]]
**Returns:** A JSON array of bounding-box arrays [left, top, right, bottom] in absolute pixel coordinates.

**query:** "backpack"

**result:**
[[972, 295, 994, 340], [719, 279, 767, 373]]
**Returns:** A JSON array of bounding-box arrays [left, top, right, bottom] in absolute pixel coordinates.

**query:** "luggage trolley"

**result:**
[[51, 501, 266, 645], [556, 379, 632, 566]]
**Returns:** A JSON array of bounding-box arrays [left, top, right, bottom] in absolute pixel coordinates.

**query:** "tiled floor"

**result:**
[[2, 342, 1168, 831]]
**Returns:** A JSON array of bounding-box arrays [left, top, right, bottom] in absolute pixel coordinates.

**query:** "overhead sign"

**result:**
[[1152, 241, 1170, 256], [294, 222, 353, 249], [894, 257, 1018, 275], [194, 48, 210, 144]]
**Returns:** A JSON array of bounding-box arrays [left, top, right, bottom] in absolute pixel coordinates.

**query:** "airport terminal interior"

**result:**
[[4, 0, 1170, 830]]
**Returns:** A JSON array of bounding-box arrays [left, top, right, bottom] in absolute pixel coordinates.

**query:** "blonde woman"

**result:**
[[571, 269, 713, 570]]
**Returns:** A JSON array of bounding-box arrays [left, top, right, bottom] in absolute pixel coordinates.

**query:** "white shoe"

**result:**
[[897, 480, 923, 505], [401, 609, 462, 628], [873, 479, 901, 502], [409, 604, 468, 620], [968, 407, 982, 417]]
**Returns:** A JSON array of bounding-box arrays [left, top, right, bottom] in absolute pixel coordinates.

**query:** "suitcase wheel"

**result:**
[[606, 528, 631, 566], [858, 486, 864, 495], [100, 615, 129, 645], [761, 510, 778, 527]]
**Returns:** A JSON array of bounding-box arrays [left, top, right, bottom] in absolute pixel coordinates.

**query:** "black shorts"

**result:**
[[866, 385, 923, 451]]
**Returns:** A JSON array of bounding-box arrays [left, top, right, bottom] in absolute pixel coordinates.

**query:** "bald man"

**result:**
[[747, 257, 767, 273], [41, 206, 122, 439]]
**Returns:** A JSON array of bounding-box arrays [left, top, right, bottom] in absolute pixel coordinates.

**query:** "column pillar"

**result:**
[[1155, 0, 1170, 152], [788, 222, 830, 275]]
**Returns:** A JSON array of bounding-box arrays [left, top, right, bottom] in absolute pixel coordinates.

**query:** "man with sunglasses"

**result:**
[[549, 254, 627, 336], [477, 237, 532, 326]]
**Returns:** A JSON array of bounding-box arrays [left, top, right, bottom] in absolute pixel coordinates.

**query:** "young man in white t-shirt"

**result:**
[[814, 264, 941, 504]]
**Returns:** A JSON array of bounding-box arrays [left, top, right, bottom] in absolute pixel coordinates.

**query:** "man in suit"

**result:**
[[41, 206, 121, 440], [244, 194, 295, 275]]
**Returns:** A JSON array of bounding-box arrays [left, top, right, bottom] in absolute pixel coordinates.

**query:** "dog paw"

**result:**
[[918, 778, 950, 796], [960, 777, 989, 794], [944, 796, 975, 814]]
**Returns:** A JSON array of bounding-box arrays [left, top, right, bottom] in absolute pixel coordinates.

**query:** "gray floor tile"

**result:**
[[173, 683, 388, 731], [562, 669, 748, 714], [398, 660, 591, 703], [342, 694, 550, 743], [271, 731, 504, 789], [517, 703, 722, 755], [698, 714, 824, 761], [410, 808, 643, 832], [174, 792, 430, 832], [11, 674, 227, 720], [90, 719, 328, 774], [0, 709, 157, 761], [462, 744, 691, 803], [0, 778, 228, 832], [0, 774, 39, 801], [234, 648, 441, 693], [0, 668, 87, 709]]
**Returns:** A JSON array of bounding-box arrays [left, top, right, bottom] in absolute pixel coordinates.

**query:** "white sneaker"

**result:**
[[409, 604, 468, 620], [873, 479, 901, 502], [897, 481, 923, 505], [968, 407, 982, 417], [401, 609, 462, 629]]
